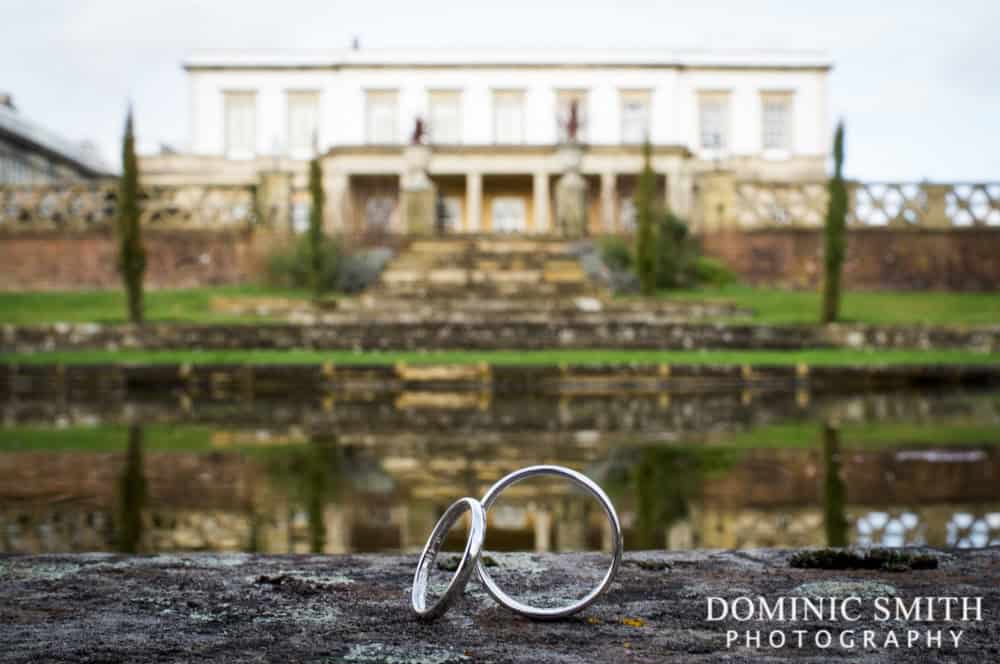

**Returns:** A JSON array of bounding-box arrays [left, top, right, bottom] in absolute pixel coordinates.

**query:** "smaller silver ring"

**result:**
[[411, 496, 486, 620], [476, 465, 623, 620]]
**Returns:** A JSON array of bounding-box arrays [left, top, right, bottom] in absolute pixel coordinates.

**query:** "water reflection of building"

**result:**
[[658, 445, 1000, 549], [1, 435, 999, 554]]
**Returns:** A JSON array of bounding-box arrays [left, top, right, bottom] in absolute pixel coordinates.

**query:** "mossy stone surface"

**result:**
[[0, 549, 996, 663]]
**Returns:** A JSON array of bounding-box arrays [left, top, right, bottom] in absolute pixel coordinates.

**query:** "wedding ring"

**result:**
[[475, 465, 623, 620], [411, 496, 486, 620]]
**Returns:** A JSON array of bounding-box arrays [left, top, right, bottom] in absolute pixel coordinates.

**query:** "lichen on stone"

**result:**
[[343, 643, 468, 664], [791, 579, 897, 600], [0, 559, 81, 581], [678, 582, 753, 600]]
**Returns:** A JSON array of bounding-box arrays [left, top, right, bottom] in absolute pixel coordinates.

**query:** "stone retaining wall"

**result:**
[[3, 380, 997, 457], [3, 321, 999, 353], [2, 363, 998, 402], [0, 550, 996, 662]]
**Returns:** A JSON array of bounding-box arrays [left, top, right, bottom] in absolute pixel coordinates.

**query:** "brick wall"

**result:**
[[700, 228, 1000, 291], [0, 229, 266, 291], [2, 227, 999, 292]]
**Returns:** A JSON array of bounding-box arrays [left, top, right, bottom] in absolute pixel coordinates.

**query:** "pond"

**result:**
[[1, 385, 998, 554]]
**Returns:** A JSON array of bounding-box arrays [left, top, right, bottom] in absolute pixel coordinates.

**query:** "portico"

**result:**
[[317, 143, 686, 236]]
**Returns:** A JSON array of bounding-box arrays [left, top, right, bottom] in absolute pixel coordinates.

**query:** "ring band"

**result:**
[[411, 496, 486, 620], [475, 465, 623, 620]]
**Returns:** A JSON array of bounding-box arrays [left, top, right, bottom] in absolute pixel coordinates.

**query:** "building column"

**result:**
[[532, 171, 550, 234], [923, 183, 950, 227], [324, 171, 350, 234], [533, 505, 552, 553], [322, 505, 349, 554], [256, 170, 293, 231], [556, 498, 587, 552], [669, 170, 694, 223], [667, 519, 694, 550], [600, 172, 616, 233], [466, 172, 482, 233]]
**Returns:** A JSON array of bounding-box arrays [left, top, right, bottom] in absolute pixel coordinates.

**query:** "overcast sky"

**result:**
[[4, 0, 998, 180]]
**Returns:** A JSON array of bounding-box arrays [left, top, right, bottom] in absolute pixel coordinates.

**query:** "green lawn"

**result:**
[[660, 286, 1000, 326], [689, 420, 1000, 449], [0, 286, 311, 325], [0, 424, 216, 453], [0, 285, 998, 327], [4, 419, 997, 454], [2, 349, 998, 366]]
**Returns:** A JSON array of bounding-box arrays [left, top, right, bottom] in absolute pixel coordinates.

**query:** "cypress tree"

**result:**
[[307, 156, 326, 295], [821, 121, 847, 323], [117, 106, 146, 324], [821, 424, 848, 547], [116, 425, 146, 553], [635, 140, 658, 296]]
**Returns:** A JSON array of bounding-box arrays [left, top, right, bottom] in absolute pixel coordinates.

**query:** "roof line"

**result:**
[[182, 47, 833, 71]]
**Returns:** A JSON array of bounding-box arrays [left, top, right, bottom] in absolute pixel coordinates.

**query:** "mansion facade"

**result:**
[[143, 48, 832, 235]]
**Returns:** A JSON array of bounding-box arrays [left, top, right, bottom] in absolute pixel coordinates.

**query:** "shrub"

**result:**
[[600, 235, 633, 272], [336, 247, 394, 293], [693, 256, 737, 288], [265, 241, 395, 295], [266, 236, 340, 291], [595, 213, 737, 293]]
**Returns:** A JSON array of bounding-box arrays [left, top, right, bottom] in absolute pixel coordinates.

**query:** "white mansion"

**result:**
[[143, 48, 832, 235]]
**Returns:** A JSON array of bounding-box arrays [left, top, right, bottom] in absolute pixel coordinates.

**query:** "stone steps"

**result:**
[[376, 237, 597, 298]]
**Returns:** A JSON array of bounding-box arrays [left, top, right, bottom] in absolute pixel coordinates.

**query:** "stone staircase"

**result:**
[[209, 236, 755, 323], [376, 237, 597, 299]]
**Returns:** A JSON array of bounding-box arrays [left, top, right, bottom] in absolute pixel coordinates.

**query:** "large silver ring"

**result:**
[[411, 496, 486, 620], [475, 464, 623, 620]]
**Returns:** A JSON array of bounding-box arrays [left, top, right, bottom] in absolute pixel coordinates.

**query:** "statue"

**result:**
[[411, 117, 426, 145], [556, 99, 586, 237], [565, 100, 580, 143]]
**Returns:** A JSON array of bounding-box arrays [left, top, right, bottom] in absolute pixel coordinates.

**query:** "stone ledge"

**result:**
[[3, 322, 999, 353], [2, 363, 998, 400], [0, 549, 996, 662]]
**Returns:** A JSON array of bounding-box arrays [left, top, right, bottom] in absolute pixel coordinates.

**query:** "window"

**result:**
[[620, 90, 651, 144], [437, 195, 463, 232], [287, 91, 320, 158], [761, 92, 793, 151], [429, 90, 461, 144], [491, 197, 526, 233], [291, 200, 311, 233], [493, 90, 525, 144], [365, 196, 395, 230], [366, 90, 399, 144], [224, 91, 257, 159], [698, 92, 730, 151], [556, 89, 588, 142]]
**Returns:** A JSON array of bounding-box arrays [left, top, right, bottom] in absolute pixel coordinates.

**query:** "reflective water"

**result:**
[[1, 386, 998, 554]]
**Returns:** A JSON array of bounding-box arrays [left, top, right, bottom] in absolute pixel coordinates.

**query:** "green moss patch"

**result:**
[[789, 548, 939, 572]]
